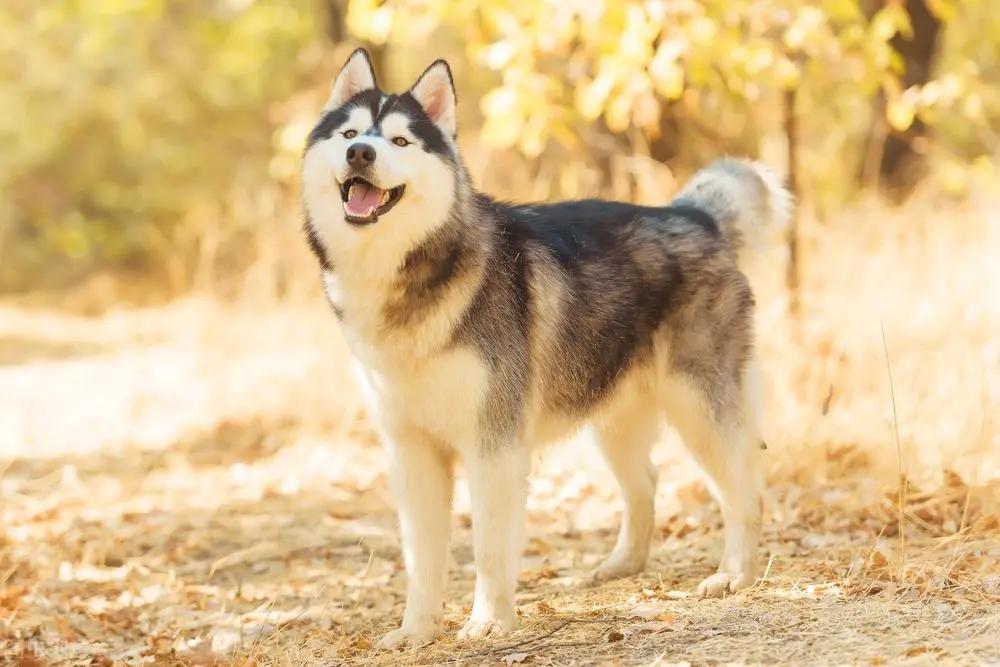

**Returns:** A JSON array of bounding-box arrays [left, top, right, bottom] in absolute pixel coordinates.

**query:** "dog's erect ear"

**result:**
[[324, 48, 376, 111], [410, 60, 457, 137]]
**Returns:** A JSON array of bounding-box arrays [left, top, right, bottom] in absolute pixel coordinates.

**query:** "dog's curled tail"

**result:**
[[672, 159, 792, 267]]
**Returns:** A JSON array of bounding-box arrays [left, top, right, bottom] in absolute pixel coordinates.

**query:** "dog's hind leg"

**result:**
[[664, 374, 763, 597], [591, 404, 660, 581]]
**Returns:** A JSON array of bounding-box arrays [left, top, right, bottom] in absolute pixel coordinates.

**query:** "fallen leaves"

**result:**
[[624, 620, 678, 635], [503, 650, 531, 664], [0, 585, 26, 612], [2, 305, 1000, 665], [625, 602, 675, 621], [869, 549, 889, 569]]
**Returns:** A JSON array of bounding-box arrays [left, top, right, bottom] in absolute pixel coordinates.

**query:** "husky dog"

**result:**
[[302, 49, 791, 648]]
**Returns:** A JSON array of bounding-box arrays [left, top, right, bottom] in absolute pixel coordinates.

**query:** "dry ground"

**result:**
[[2, 195, 1000, 665]]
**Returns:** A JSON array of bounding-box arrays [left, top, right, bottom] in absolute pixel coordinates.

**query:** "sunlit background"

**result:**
[[1, 1, 999, 664]]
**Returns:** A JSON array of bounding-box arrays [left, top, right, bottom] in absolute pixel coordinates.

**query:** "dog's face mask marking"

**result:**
[[303, 50, 459, 229]]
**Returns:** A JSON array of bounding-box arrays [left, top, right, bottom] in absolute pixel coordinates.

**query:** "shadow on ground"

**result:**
[[0, 335, 111, 365]]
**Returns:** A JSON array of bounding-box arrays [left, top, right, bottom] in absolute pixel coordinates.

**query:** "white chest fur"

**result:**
[[324, 269, 490, 452]]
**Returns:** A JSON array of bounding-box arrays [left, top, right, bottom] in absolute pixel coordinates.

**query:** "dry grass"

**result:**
[[1, 191, 999, 665]]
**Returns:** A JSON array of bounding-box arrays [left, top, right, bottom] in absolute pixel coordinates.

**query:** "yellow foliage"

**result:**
[[887, 95, 917, 132], [345, 0, 988, 161], [2, 0, 999, 294]]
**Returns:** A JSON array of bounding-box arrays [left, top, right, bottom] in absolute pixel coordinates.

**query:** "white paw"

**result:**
[[457, 611, 520, 640], [592, 554, 646, 582], [376, 622, 441, 650], [697, 571, 754, 598]]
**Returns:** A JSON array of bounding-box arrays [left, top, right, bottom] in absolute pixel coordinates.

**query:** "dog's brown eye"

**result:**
[[342, 129, 357, 139], [392, 136, 410, 147]]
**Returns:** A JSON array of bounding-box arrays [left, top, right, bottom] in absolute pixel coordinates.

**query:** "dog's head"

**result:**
[[302, 49, 459, 234]]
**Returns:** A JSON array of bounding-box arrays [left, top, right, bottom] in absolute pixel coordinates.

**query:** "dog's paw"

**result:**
[[592, 554, 646, 582], [697, 571, 754, 598], [376, 622, 440, 650], [457, 611, 519, 640]]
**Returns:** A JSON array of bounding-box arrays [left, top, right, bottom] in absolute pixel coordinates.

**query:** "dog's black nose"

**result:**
[[346, 143, 376, 169]]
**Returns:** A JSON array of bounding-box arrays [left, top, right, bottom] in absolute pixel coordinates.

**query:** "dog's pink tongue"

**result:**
[[345, 183, 383, 217]]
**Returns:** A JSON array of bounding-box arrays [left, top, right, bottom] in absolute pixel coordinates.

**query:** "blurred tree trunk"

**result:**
[[320, 0, 387, 78], [862, 0, 942, 198], [880, 0, 941, 192], [648, 110, 680, 164], [784, 86, 800, 320]]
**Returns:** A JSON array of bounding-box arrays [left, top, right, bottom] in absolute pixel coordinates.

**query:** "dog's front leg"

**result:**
[[459, 445, 529, 639], [377, 433, 454, 650]]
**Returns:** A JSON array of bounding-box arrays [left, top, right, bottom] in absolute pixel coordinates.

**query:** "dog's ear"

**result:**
[[325, 48, 376, 111], [410, 60, 457, 137]]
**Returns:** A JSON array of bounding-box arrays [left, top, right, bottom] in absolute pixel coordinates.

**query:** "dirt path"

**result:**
[[1, 304, 998, 665]]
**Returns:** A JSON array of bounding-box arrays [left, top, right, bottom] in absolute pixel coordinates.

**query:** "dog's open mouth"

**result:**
[[339, 177, 405, 225]]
